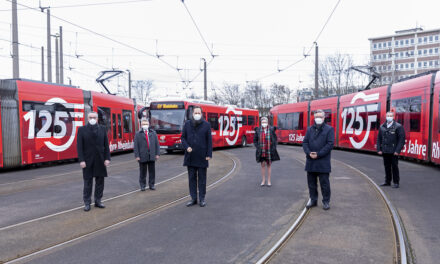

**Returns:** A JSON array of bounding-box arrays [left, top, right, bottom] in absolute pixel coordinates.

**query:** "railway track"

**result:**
[[256, 153, 409, 264], [2, 151, 238, 264]]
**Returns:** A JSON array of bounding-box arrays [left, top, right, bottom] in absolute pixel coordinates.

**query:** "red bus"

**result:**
[[0, 79, 141, 169], [270, 71, 440, 165], [149, 100, 259, 153]]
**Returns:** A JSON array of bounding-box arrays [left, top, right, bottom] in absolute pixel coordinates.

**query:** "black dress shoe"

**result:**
[[306, 200, 317, 209], [149, 186, 156, 190], [380, 183, 391, 186], [323, 202, 330, 210], [199, 200, 206, 207], [141, 187, 146, 191], [392, 184, 399, 188], [94, 201, 106, 208], [186, 200, 197, 207], [84, 204, 91, 212]]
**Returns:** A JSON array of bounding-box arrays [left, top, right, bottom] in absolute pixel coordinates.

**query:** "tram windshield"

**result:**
[[150, 109, 186, 134]]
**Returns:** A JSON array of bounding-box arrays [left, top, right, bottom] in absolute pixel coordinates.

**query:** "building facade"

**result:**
[[369, 28, 440, 84]]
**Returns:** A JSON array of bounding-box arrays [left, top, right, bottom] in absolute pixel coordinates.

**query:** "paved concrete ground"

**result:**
[[329, 148, 440, 264], [270, 150, 395, 264], [11, 147, 309, 264], [0, 153, 183, 228]]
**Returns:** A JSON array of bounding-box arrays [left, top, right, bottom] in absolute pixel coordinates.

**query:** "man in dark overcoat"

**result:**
[[77, 111, 111, 212], [377, 111, 405, 188], [134, 119, 160, 191], [302, 109, 334, 210], [181, 106, 213, 207]]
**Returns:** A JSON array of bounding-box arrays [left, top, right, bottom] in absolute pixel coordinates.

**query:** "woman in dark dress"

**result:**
[[253, 117, 280, 187]]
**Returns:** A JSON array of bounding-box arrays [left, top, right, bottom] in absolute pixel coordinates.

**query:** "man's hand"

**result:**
[[156, 155, 160, 160], [378, 151, 383, 155], [309, 152, 317, 159], [187, 147, 193, 153], [80, 161, 86, 169], [104, 160, 110, 166], [206, 157, 211, 161], [394, 152, 399, 156], [136, 157, 140, 161]]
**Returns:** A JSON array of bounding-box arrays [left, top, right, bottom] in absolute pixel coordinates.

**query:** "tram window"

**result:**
[[207, 113, 219, 130], [277, 114, 286, 129], [117, 114, 122, 138], [231, 115, 238, 130], [122, 110, 132, 133], [248, 115, 255, 126], [392, 96, 421, 132], [98, 106, 111, 132], [112, 113, 117, 140], [242, 115, 248, 126]]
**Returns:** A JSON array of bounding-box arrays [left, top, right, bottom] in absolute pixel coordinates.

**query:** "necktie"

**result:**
[[145, 131, 150, 149]]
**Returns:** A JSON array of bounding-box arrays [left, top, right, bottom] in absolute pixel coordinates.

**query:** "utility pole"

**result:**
[[41, 46, 44, 81], [201, 58, 207, 100], [127, 69, 132, 99], [46, 8, 52, 82], [314, 42, 319, 99], [12, 0, 19, 78], [55, 35, 59, 83], [59, 26, 64, 84]]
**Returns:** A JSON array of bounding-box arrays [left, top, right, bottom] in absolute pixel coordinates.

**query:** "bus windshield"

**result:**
[[150, 109, 186, 134]]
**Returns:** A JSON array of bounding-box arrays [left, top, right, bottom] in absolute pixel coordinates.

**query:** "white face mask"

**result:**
[[314, 117, 324, 125], [142, 125, 149, 130], [261, 123, 268, 128], [386, 116, 394, 122], [193, 114, 202, 121], [88, 119, 97, 125]]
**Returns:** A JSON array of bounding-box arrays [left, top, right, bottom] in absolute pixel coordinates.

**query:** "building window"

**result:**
[[424, 37, 428, 43], [395, 40, 399, 46], [400, 64, 404, 69], [395, 52, 399, 58], [418, 62, 422, 67], [435, 35, 439, 41], [411, 38, 415, 44], [388, 65, 392, 70], [411, 63, 414, 68], [378, 43, 382, 48], [429, 36, 433, 42], [418, 37, 422, 43], [424, 61, 427, 67], [435, 48, 439, 54], [373, 43, 377, 49], [400, 40, 404, 45], [388, 41, 392, 47], [429, 61, 433, 67], [400, 52, 404, 57], [405, 39, 409, 45], [429, 48, 433, 54], [418, 50, 422, 55], [405, 63, 409, 69], [424, 49, 427, 55], [373, 55, 377, 60]]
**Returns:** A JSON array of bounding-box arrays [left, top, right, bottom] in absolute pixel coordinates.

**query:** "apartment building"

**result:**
[[369, 28, 440, 84]]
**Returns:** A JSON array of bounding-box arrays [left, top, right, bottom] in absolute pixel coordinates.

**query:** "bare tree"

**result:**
[[315, 53, 369, 97], [132, 80, 154, 106], [243, 81, 271, 116], [270, 83, 292, 106]]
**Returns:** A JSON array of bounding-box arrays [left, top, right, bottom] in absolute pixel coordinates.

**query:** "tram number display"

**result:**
[[340, 103, 380, 149], [22, 98, 84, 152]]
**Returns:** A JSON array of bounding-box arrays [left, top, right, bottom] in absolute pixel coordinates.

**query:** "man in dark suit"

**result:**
[[302, 109, 335, 210], [377, 111, 405, 188], [181, 106, 213, 207], [77, 111, 111, 212], [134, 119, 160, 191]]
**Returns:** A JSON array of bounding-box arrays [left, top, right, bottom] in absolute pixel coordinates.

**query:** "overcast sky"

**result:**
[[1, 0, 439, 99]]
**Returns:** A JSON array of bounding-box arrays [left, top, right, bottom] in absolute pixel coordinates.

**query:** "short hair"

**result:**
[[193, 106, 202, 112], [260, 117, 268, 122], [314, 109, 325, 116], [88, 111, 98, 117], [386, 111, 395, 115]]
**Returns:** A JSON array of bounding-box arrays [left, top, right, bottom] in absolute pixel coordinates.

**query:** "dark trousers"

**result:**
[[188, 166, 207, 201], [307, 172, 331, 203], [383, 153, 399, 184], [83, 177, 105, 205], [139, 161, 156, 188]]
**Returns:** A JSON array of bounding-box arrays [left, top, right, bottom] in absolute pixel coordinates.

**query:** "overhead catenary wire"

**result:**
[[0, 0, 154, 12], [4, 0, 188, 84], [254, 0, 343, 81]]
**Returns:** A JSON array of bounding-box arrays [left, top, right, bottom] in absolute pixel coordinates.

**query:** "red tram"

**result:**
[[270, 71, 440, 165], [149, 100, 259, 153], [0, 79, 140, 169]]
